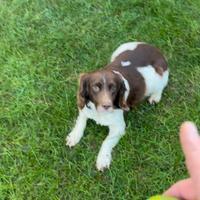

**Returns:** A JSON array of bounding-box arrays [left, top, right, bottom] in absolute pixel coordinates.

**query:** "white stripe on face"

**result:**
[[102, 74, 106, 85]]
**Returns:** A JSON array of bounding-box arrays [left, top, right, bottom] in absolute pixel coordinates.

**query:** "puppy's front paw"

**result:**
[[66, 131, 81, 148], [96, 152, 112, 171]]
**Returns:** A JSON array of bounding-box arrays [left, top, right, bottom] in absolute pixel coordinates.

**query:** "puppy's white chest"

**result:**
[[82, 102, 124, 126]]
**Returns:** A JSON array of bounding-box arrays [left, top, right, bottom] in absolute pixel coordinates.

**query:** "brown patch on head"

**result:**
[[77, 73, 90, 109], [88, 71, 119, 111], [77, 70, 128, 111], [113, 74, 128, 111]]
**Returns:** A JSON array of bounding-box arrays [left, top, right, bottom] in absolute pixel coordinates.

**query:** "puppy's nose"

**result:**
[[102, 104, 112, 110]]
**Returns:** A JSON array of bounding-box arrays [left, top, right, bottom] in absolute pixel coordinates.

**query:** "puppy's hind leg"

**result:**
[[66, 111, 88, 147], [148, 70, 169, 105], [148, 91, 162, 104]]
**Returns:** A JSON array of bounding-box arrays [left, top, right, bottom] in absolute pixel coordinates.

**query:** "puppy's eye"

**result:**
[[92, 85, 100, 92], [109, 84, 116, 92]]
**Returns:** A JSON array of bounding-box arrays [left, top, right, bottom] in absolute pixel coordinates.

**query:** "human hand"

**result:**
[[164, 122, 200, 200]]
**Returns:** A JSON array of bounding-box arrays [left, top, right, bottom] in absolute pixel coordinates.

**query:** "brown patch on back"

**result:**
[[110, 43, 168, 73]]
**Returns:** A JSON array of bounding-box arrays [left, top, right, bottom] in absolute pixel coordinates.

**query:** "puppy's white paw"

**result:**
[[148, 97, 156, 105], [66, 131, 81, 147], [96, 152, 112, 171], [148, 93, 162, 104]]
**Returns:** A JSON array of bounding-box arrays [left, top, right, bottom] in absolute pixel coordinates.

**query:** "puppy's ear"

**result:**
[[77, 73, 90, 109], [118, 80, 129, 111]]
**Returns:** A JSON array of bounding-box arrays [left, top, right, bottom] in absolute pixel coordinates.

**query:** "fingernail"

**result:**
[[181, 121, 199, 140]]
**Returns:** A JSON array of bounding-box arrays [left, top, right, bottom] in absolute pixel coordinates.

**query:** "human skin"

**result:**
[[164, 122, 200, 200]]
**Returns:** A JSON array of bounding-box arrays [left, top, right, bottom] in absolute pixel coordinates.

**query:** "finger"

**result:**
[[180, 121, 200, 195], [164, 178, 196, 199]]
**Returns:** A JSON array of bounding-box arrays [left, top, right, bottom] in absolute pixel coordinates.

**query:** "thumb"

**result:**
[[180, 121, 200, 198], [164, 178, 196, 199]]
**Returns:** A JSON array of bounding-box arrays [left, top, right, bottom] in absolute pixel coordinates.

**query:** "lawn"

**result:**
[[0, 0, 200, 199]]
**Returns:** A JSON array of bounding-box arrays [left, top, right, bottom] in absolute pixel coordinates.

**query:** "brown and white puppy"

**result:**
[[66, 42, 169, 171]]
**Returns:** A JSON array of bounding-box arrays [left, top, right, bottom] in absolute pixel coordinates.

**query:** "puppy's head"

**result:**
[[77, 70, 128, 112]]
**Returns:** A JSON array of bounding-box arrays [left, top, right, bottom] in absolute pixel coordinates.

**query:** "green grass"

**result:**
[[0, 0, 200, 199]]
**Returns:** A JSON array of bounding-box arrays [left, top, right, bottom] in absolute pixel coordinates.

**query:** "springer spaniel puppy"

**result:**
[[66, 42, 169, 171]]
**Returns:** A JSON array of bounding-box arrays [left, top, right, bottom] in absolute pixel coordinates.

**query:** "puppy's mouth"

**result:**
[[97, 105, 114, 113]]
